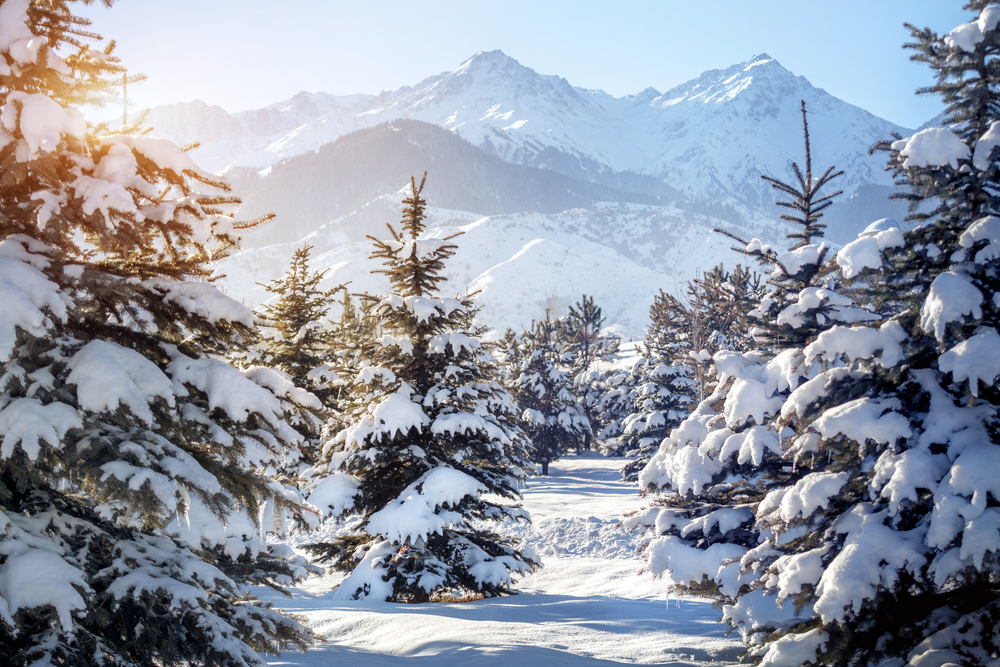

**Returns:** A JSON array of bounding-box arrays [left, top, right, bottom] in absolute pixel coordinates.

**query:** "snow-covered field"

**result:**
[[265, 454, 741, 665]]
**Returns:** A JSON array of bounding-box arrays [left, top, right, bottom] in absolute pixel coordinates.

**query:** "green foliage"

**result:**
[[255, 245, 339, 385], [558, 294, 620, 451], [0, 3, 315, 664]]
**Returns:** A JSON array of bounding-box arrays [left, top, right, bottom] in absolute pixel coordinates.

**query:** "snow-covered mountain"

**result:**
[[151, 51, 907, 201], [171, 50, 917, 335]]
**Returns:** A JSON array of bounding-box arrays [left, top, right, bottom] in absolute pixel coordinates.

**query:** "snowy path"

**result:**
[[266, 454, 741, 665]]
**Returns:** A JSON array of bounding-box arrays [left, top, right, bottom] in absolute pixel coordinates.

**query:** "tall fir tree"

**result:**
[[253, 244, 341, 407], [306, 174, 538, 602], [702, 5, 1000, 664], [230, 245, 343, 458], [647, 264, 762, 404], [612, 358, 694, 482], [608, 264, 761, 482], [0, 2, 318, 665], [629, 102, 882, 662], [559, 294, 619, 451]]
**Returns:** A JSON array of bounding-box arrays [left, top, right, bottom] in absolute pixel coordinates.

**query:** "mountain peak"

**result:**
[[742, 53, 789, 74], [627, 86, 662, 103], [454, 49, 523, 74]]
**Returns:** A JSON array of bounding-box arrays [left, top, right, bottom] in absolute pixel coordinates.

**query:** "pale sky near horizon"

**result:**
[[79, 1, 969, 129]]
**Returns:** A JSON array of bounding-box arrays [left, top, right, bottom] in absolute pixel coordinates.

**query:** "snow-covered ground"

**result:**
[[265, 453, 741, 665]]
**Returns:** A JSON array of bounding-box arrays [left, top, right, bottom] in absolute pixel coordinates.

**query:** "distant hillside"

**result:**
[[230, 120, 682, 248]]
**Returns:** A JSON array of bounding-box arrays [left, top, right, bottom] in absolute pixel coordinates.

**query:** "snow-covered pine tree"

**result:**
[[327, 286, 377, 382], [230, 246, 343, 461], [724, 5, 1000, 664], [613, 356, 694, 482], [609, 264, 761, 482], [307, 174, 538, 602], [628, 102, 879, 656], [592, 355, 645, 453], [691, 264, 762, 356], [0, 2, 318, 665], [559, 295, 619, 451], [646, 265, 762, 403], [502, 316, 589, 475], [253, 244, 341, 407]]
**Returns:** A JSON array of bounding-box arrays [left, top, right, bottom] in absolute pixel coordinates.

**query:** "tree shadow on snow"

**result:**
[[271, 642, 730, 666], [271, 592, 740, 666]]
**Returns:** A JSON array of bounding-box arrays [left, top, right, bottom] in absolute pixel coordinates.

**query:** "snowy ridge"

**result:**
[[147, 50, 908, 208]]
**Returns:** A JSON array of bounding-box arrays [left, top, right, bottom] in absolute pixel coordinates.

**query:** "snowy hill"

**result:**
[[220, 188, 759, 341], [225, 120, 683, 248]]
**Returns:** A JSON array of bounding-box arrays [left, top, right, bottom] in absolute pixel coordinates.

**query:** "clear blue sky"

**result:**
[[79, 1, 969, 129]]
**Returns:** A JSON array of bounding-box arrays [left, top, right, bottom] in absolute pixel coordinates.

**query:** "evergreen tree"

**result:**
[[230, 246, 342, 455], [253, 244, 341, 406], [612, 357, 694, 482], [691, 263, 762, 358], [501, 316, 589, 475], [629, 102, 879, 661], [608, 264, 761, 482], [592, 355, 645, 453], [306, 174, 538, 602], [647, 265, 762, 404], [559, 294, 619, 451], [698, 5, 1000, 664], [0, 2, 316, 665]]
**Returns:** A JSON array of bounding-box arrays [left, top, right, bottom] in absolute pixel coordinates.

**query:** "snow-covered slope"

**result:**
[[219, 189, 761, 340]]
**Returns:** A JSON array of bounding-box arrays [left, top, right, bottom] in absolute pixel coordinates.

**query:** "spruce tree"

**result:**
[[307, 174, 538, 602], [629, 102, 878, 660], [613, 357, 694, 482], [559, 294, 619, 451], [707, 5, 1000, 664], [609, 264, 760, 481], [230, 246, 342, 457], [254, 244, 341, 406], [592, 355, 645, 454], [501, 316, 589, 475], [646, 265, 762, 404], [0, 2, 316, 665]]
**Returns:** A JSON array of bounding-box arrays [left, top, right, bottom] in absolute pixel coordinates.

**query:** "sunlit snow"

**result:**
[[263, 454, 741, 665]]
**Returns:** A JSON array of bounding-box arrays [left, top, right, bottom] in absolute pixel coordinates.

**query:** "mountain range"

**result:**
[[145, 50, 921, 338]]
